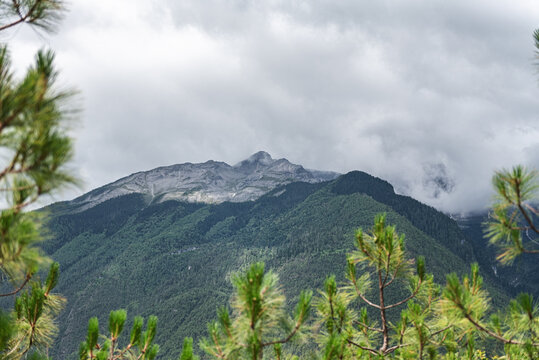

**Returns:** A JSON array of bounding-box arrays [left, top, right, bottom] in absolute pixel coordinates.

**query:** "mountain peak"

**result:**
[[249, 150, 272, 161], [234, 151, 274, 167]]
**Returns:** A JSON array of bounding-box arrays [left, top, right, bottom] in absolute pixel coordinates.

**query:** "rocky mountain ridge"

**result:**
[[71, 151, 339, 211]]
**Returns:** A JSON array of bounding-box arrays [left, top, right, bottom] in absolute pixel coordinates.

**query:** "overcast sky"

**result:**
[[6, 0, 539, 213]]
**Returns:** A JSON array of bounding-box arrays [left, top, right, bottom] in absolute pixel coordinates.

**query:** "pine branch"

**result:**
[[350, 274, 381, 310], [0, 0, 42, 32], [463, 312, 539, 346], [0, 272, 31, 296], [346, 339, 378, 356], [384, 343, 411, 354], [353, 320, 383, 333], [518, 203, 539, 234], [384, 280, 422, 310]]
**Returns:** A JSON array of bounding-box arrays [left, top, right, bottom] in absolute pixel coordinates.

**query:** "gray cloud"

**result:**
[[6, 0, 539, 213]]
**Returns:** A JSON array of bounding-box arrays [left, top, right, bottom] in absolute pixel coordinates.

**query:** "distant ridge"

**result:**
[[71, 151, 340, 211]]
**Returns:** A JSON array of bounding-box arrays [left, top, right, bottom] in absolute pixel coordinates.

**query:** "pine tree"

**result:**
[[0, 4, 163, 359], [0, 1, 77, 358], [315, 214, 455, 359], [199, 262, 312, 360]]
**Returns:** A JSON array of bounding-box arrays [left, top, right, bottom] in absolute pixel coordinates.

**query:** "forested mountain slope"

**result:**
[[42, 171, 512, 359]]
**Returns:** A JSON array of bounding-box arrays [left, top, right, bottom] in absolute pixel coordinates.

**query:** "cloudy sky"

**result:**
[[6, 0, 539, 213]]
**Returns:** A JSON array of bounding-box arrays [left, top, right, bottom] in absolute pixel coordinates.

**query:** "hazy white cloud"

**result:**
[[6, 0, 539, 213]]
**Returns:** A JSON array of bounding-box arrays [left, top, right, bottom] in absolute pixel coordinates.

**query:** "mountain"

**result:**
[[40, 158, 515, 359], [69, 151, 339, 212]]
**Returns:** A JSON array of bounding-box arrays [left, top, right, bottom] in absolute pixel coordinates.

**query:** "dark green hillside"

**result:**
[[43, 172, 509, 359], [332, 171, 474, 261]]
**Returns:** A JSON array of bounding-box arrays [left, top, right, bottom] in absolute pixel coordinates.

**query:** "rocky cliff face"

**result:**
[[71, 151, 339, 211]]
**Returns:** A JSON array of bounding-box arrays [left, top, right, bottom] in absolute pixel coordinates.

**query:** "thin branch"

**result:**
[[2, 334, 26, 357], [0, 184, 37, 192], [382, 250, 391, 286], [346, 339, 378, 356], [10, 195, 39, 214], [463, 313, 539, 346], [0, 272, 31, 297], [0, 149, 23, 181], [210, 332, 227, 359], [0, 0, 42, 32], [518, 204, 539, 234], [525, 203, 538, 215], [353, 320, 383, 333], [348, 337, 411, 356], [109, 337, 116, 359], [261, 313, 304, 347], [114, 343, 133, 360], [328, 294, 336, 329], [429, 325, 452, 337], [384, 258, 404, 288], [514, 177, 538, 235], [384, 343, 411, 354], [383, 280, 422, 310], [378, 268, 390, 353], [351, 274, 381, 310]]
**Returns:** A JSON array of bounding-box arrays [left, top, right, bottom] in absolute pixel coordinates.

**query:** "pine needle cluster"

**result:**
[[79, 311, 160, 360]]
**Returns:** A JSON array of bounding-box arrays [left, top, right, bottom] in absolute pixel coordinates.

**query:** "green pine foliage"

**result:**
[[79, 310, 159, 360], [314, 215, 449, 359], [5, 263, 65, 358], [179, 337, 198, 360], [0, 44, 77, 281], [0, 1, 77, 358], [199, 262, 312, 359], [0, 1, 66, 33], [441, 264, 539, 359], [485, 165, 538, 265]]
